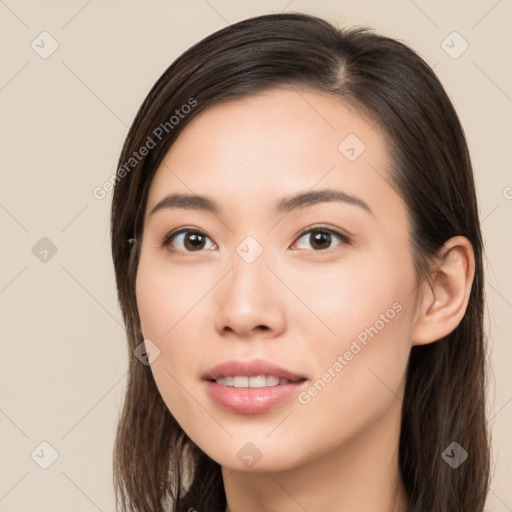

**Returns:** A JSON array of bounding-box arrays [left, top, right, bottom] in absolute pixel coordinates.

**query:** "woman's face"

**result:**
[[136, 88, 420, 471]]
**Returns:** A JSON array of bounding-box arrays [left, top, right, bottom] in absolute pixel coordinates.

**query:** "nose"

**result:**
[[214, 252, 286, 339]]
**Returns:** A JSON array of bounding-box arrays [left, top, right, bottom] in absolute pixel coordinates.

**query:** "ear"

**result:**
[[412, 236, 475, 346]]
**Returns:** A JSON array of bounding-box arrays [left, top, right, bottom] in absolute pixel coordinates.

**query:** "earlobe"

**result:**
[[411, 236, 475, 346]]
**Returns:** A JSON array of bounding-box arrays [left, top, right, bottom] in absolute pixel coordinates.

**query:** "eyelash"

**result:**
[[161, 225, 351, 254]]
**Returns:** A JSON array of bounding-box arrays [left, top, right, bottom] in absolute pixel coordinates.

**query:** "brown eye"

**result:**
[[309, 231, 332, 250], [292, 227, 349, 252], [162, 229, 216, 252]]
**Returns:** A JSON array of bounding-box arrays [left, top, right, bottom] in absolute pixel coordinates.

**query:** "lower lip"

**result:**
[[204, 380, 306, 414]]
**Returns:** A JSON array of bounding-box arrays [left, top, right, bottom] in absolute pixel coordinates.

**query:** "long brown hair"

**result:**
[[110, 12, 490, 512]]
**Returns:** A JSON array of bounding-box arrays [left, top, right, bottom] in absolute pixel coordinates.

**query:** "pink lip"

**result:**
[[202, 359, 306, 381], [202, 359, 307, 415]]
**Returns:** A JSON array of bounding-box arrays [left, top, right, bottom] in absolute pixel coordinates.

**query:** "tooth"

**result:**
[[249, 375, 267, 388], [233, 376, 249, 388], [215, 377, 233, 386], [215, 375, 292, 387], [266, 375, 280, 386]]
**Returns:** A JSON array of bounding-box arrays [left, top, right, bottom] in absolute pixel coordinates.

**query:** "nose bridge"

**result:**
[[235, 234, 265, 266], [214, 234, 285, 336], [225, 235, 271, 307]]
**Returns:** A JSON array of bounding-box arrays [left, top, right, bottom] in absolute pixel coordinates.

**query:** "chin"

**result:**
[[196, 437, 309, 473]]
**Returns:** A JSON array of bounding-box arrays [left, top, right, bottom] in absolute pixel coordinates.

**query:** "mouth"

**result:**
[[212, 375, 305, 388], [202, 358, 307, 385], [202, 359, 308, 414]]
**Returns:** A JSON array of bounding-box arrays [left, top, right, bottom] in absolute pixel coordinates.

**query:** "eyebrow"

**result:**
[[149, 188, 372, 216]]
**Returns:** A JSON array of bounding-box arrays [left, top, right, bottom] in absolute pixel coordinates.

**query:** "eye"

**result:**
[[162, 228, 217, 253], [161, 225, 350, 254], [291, 226, 350, 252]]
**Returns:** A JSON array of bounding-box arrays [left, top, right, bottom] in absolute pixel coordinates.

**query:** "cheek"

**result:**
[[135, 265, 200, 430], [290, 297, 414, 460], [288, 247, 416, 408], [135, 254, 203, 338], [135, 255, 215, 410], [283, 248, 415, 348]]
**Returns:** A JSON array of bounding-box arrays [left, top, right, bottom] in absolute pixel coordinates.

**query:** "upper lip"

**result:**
[[202, 359, 307, 382]]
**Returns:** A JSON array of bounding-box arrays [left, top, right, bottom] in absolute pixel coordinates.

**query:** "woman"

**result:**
[[110, 12, 490, 512]]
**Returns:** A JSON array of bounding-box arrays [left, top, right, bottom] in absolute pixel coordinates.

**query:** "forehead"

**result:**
[[145, 88, 401, 223]]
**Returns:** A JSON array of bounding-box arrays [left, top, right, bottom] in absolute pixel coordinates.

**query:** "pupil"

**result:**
[[311, 231, 330, 250], [185, 233, 205, 250]]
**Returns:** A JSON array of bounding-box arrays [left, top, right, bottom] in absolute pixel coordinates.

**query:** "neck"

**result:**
[[222, 397, 408, 512]]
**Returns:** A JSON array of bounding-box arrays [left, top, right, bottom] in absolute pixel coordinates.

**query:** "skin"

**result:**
[[135, 87, 475, 512]]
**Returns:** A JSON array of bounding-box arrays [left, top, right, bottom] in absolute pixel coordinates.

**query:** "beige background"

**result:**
[[0, 0, 510, 510]]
